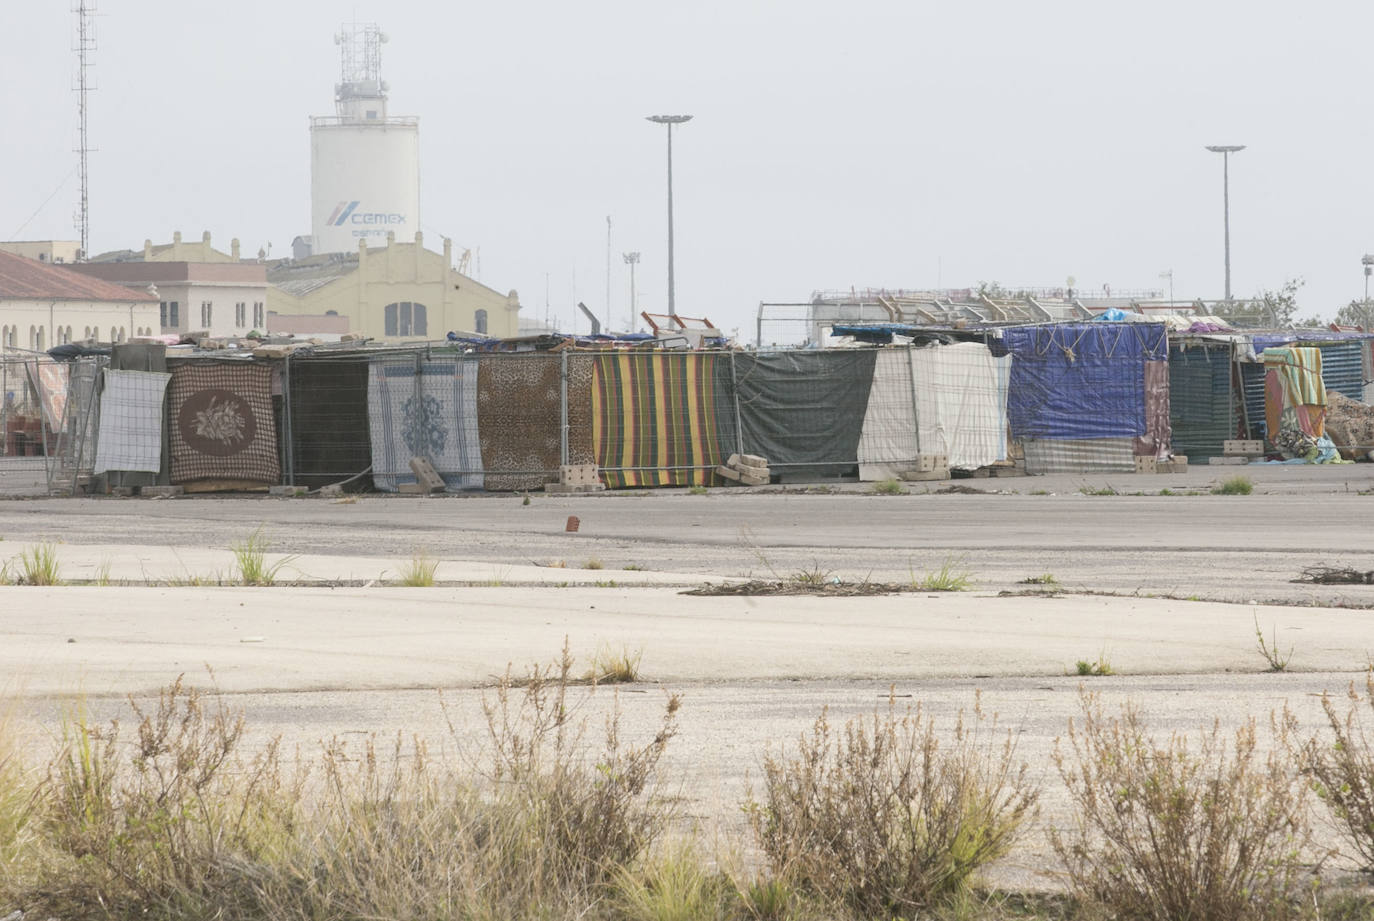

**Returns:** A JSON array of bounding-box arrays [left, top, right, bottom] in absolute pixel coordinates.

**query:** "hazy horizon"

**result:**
[[4, 1, 1372, 338]]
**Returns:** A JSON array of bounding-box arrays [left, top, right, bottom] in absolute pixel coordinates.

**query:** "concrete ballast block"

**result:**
[[409, 457, 446, 492]]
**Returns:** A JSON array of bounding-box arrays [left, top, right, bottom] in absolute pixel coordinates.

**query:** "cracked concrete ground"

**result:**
[[2, 463, 1373, 891]]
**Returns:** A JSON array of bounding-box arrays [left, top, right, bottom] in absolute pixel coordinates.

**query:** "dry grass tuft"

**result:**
[[397, 549, 438, 586], [583, 644, 644, 684], [230, 526, 295, 585]]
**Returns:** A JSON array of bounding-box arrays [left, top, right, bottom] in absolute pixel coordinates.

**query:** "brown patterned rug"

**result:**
[[167, 362, 279, 485], [476, 353, 593, 492]]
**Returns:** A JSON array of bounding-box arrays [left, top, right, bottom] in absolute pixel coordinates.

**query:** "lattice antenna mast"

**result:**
[[73, 0, 97, 261], [333, 22, 388, 120]]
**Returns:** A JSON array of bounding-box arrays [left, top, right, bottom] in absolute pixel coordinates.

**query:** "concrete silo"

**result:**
[[310, 23, 420, 255]]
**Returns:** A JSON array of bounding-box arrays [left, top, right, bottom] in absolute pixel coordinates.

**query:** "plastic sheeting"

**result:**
[[1000, 324, 1167, 440], [913, 342, 1011, 469], [856, 350, 919, 481], [855, 343, 1012, 478], [735, 350, 876, 478]]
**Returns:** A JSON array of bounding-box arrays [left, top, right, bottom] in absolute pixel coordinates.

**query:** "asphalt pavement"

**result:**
[[2, 470, 1374, 891]]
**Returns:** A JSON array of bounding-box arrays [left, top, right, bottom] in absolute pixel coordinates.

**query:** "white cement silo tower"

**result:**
[[310, 23, 420, 255]]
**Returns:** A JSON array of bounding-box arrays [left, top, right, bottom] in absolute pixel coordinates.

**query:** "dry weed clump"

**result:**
[[1305, 670, 1374, 871], [747, 693, 1037, 918], [1051, 691, 1319, 921], [0, 649, 686, 921], [32, 676, 296, 920]]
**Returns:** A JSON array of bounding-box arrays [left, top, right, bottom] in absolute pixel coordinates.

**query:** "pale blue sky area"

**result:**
[[4, 1, 1372, 334]]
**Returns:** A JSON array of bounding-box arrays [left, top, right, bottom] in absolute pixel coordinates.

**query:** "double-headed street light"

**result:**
[[647, 114, 692, 318], [1205, 145, 1245, 301]]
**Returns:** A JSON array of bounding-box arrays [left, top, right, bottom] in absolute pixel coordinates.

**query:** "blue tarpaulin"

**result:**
[[999, 324, 1167, 439]]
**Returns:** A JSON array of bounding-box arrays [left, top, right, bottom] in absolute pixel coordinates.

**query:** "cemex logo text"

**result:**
[[327, 201, 406, 226]]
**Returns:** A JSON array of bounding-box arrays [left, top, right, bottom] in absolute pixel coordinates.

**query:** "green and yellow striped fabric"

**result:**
[[593, 352, 726, 488]]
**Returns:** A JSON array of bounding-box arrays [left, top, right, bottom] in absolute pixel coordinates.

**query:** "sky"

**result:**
[[4, 0, 1374, 339]]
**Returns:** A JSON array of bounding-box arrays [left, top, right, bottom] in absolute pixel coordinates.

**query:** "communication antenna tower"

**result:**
[[332, 22, 388, 120], [73, 0, 97, 261]]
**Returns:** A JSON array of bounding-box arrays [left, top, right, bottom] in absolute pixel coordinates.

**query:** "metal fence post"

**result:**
[[282, 353, 294, 486], [559, 350, 570, 466], [728, 350, 745, 457], [906, 344, 922, 457]]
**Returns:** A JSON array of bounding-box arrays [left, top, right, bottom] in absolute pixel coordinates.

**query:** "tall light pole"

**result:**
[[623, 251, 640, 326], [605, 216, 614, 333], [1205, 145, 1245, 301], [1362, 254, 1374, 329], [647, 114, 692, 318]]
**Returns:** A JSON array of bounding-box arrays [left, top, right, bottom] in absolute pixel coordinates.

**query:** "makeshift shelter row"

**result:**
[[18, 324, 1374, 494]]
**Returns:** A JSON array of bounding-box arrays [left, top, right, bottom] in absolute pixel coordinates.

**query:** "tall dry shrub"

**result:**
[[1305, 670, 1374, 870], [0, 705, 38, 901], [1051, 691, 1317, 921], [748, 693, 1037, 918], [34, 677, 295, 920], [479, 643, 681, 888]]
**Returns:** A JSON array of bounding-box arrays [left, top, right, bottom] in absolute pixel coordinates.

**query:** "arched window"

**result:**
[[383, 301, 428, 337], [110, 326, 117, 343], [474, 308, 488, 335], [29, 326, 37, 350]]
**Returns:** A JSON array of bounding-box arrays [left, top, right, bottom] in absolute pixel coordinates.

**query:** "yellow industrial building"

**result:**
[[267, 232, 520, 341]]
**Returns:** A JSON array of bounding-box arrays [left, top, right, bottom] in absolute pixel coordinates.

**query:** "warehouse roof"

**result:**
[[0, 251, 155, 303]]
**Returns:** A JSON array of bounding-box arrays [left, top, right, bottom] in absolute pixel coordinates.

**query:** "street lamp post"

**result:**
[[647, 114, 692, 319], [1362, 254, 1374, 330], [623, 251, 640, 326], [1205, 145, 1245, 301]]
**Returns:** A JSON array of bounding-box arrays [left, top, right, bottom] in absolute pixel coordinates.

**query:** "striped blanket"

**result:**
[[593, 351, 728, 488], [1262, 347, 1326, 440]]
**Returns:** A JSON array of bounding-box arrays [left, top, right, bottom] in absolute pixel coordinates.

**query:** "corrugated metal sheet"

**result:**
[[1169, 343, 1232, 463], [1320, 341, 1366, 401], [1022, 437, 1134, 475], [1240, 361, 1266, 438], [1241, 341, 1370, 438]]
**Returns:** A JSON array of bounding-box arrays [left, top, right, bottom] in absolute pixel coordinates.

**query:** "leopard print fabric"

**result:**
[[476, 353, 594, 491]]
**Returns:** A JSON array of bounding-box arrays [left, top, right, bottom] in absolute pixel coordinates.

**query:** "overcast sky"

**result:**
[[4, 1, 1373, 337]]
